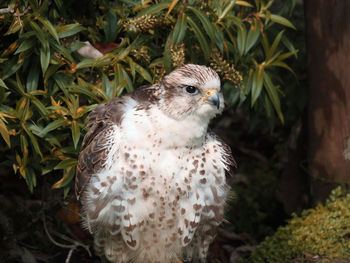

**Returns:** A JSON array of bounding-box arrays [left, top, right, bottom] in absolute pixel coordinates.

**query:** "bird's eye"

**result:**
[[184, 86, 198, 94]]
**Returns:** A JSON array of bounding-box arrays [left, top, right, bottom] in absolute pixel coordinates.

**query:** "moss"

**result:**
[[240, 187, 350, 262]]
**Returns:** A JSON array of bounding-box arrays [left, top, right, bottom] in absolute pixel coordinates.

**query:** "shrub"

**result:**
[[0, 0, 296, 194], [239, 187, 350, 262]]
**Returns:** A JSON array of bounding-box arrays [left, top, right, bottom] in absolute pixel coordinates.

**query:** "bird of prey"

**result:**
[[75, 64, 236, 263]]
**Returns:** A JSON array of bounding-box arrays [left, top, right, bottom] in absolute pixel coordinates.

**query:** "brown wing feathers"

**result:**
[[75, 98, 126, 199], [75, 85, 160, 199]]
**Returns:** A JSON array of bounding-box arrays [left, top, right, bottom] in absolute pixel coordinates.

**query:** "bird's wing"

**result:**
[[75, 97, 126, 200], [75, 85, 160, 200]]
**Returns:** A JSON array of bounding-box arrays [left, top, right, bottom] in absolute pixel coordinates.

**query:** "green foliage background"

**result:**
[[0, 0, 297, 195]]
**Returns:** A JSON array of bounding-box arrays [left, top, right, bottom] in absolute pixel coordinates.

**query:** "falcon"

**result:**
[[75, 64, 236, 263]]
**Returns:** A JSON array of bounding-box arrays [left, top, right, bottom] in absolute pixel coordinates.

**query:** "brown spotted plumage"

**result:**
[[76, 64, 235, 263]]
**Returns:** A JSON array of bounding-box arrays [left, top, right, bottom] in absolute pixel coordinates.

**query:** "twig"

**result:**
[[43, 216, 75, 249], [13, 6, 31, 17], [42, 216, 92, 263], [65, 248, 74, 263]]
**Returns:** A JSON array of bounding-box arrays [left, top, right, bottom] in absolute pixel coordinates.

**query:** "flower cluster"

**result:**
[[123, 15, 164, 32], [131, 46, 150, 63], [169, 43, 185, 68], [210, 52, 243, 88], [150, 65, 166, 83]]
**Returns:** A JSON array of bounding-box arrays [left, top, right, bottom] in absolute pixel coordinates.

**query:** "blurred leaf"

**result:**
[[54, 158, 78, 170], [138, 2, 170, 16], [104, 10, 120, 43], [26, 59, 40, 92], [269, 14, 296, 30], [245, 19, 261, 54], [237, 25, 247, 56], [56, 23, 85, 38], [37, 16, 60, 42], [263, 71, 284, 123], [268, 30, 284, 59], [172, 12, 187, 45], [187, 16, 211, 60], [71, 120, 80, 149], [166, 0, 180, 16], [40, 44, 50, 75], [52, 165, 75, 189], [251, 66, 264, 106], [22, 124, 43, 158], [235, 1, 253, 7], [0, 118, 11, 147], [188, 7, 216, 44], [14, 38, 36, 55]]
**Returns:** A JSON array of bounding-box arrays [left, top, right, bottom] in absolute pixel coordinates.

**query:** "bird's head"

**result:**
[[159, 64, 224, 120]]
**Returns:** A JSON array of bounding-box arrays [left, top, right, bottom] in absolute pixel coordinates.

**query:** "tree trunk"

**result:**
[[305, 0, 350, 203]]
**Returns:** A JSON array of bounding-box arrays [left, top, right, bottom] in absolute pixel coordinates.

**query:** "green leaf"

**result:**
[[263, 71, 284, 123], [0, 79, 8, 89], [269, 61, 295, 74], [137, 2, 170, 16], [2, 57, 24, 80], [52, 166, 75, 189], [14, 38, 36, 55], [29, 21, 48, 49], [187, 16, 211, 60], [34, 119, 66, 137], [0, 118, 11, 147], [188, 7, 216, 44], [54, 158, 78, 170], [71, 120, 80, 149], [268, 30, 284, 59], [49, 38, 74, 62], [76, 59, 95, 69], [269, 14, 296, 30], [40, 44, 50, 75], [56, 23, 85, 38], [245, 19, 261, 53], [22, 124, 43, 158], [104, 10, 121, 43], [37, 16, 60, 42], [31, 96, 49, 116], [102, 74, 114, 98], [25, 167, 36, 193], [237, 25, 247, 56], [68, 85, 100, 102], [26, 59, 40, 92], [172, 12, 187, 45], [251, 66, 264, 106]]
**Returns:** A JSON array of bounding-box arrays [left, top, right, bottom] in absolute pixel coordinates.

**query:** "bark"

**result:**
[[305, 0, 350, 203]]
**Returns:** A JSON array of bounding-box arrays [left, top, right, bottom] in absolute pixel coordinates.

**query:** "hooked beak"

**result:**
[[203, 89, 220, 109]]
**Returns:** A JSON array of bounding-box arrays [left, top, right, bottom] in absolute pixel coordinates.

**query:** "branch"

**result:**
[[42, 216, 92, 263], [14, 6, 31, 17], [0, 6, 14, 14]]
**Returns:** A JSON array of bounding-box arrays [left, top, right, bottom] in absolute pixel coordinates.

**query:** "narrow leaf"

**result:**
[[270, 14, 296, 30], [40, 44, 50, 75], [0, 118, 11, 147], [37, 16, 60, 42], [187, 16, 211, 60], [71, 120, 80, 149], [54, 158, 78, 170], [263, 72, 284, 123], [56, 23, 85, 38], [251, 66, 264, 106]]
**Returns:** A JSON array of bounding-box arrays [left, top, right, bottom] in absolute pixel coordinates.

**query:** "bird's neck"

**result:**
[[151, 108, 210, 148]]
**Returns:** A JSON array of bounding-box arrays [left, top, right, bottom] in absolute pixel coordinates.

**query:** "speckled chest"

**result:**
[[86, 106, 229, 249]]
